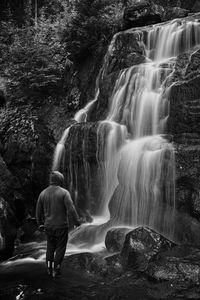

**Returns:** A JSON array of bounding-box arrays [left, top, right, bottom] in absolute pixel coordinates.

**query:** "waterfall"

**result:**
[[53, 17, 200, 245]]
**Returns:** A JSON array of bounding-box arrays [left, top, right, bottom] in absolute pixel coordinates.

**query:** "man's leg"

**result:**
[[53, 228, 68, 276], [46, 229, 56, 275]]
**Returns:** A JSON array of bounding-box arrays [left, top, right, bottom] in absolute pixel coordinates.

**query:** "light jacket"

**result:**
[[36, 185, 79, 229]]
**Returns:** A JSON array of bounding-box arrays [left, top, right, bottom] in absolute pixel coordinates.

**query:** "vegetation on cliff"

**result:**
[[0, 0, 123, 108]]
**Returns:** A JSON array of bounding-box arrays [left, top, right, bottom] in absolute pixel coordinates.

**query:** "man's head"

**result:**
[[50, 171, 64, 187]]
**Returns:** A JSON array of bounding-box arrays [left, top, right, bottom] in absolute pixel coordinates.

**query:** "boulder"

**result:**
[[121, 227, 175, 271], [64, 252, 106, 274], [104, 253, 123, 275], [0, 198, 17, 260], [173, 209, 200, 246], [147, 245, 200, 283], [105, 227, 131, 253]]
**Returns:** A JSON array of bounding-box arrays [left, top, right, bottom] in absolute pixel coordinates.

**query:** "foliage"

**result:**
[[0, 0, 124, 107], [0, 105, 38, 145], [0, 0, 75, 106], [0, 17, 68, 105], [63, 0, 124, 62]]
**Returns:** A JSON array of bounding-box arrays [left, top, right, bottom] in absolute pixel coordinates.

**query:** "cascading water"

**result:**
[[53, 17, 200, 246]]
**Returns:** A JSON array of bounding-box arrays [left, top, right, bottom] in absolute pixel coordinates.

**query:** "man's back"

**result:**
[[36, 185, 77, 229], [36, 171, 80, 278]]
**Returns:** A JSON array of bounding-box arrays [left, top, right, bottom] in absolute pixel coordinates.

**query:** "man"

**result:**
[[36, 171, 80, 278]]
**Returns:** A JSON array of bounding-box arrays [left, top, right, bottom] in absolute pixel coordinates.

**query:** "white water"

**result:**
[[95, 18, 200, 240], [52, 127, 71, 171], [52, 17, 200, 247], [74, 89, 99, 123]]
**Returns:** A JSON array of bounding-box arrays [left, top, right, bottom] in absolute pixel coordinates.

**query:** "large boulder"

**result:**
[[105, 227, 131, 253], [147, 245, 200, 283], [121, 227, 175, 271]]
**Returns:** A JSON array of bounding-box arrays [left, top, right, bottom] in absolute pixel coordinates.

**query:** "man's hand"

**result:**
[[39, 225, 45, 232]]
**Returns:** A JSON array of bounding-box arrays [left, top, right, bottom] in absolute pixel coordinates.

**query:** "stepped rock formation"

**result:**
[[53, 14, 200, 247]]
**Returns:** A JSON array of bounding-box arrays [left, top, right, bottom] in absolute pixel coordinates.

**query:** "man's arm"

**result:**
[[36, 194, 44, 226], [64, 192, 80, 226]]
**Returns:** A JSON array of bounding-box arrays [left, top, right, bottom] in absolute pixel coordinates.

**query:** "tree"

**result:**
[[63, 0, 123, 62], [0, 10, 68, 105]]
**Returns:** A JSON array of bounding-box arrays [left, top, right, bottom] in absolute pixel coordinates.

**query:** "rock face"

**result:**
[[0, 104, 71, 222], [90, 29, 146, 122], [147, 245, 200, 283], [0, 198, 17, 260], [167, 49, 200, 222], [121, 227, 175, 271]]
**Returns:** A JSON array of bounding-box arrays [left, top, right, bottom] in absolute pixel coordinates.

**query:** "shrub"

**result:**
[[63, 0, 124, 62]]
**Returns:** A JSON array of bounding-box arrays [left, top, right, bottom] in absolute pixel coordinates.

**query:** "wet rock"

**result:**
[[69, 223, 108, 248], [186, 49, 200, 77], [105, 227, 131, 253], [0, 198, 17, 260], [103, 30, 145, 77], [65, 252, 106, 274], [168, 76, 200, 135], [63, 122, 100, 215], [167, 47, 200, 223], [173, 209, 200, 246], [104, 253, 123, 275], [147, 245, 200, 283], [91, 29, 146, 121], [121, 227, 175, 271], [174, 143, 200, 223]]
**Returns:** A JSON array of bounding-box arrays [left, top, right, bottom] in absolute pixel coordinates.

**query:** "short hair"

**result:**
[[50, 171, 64, 186]]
